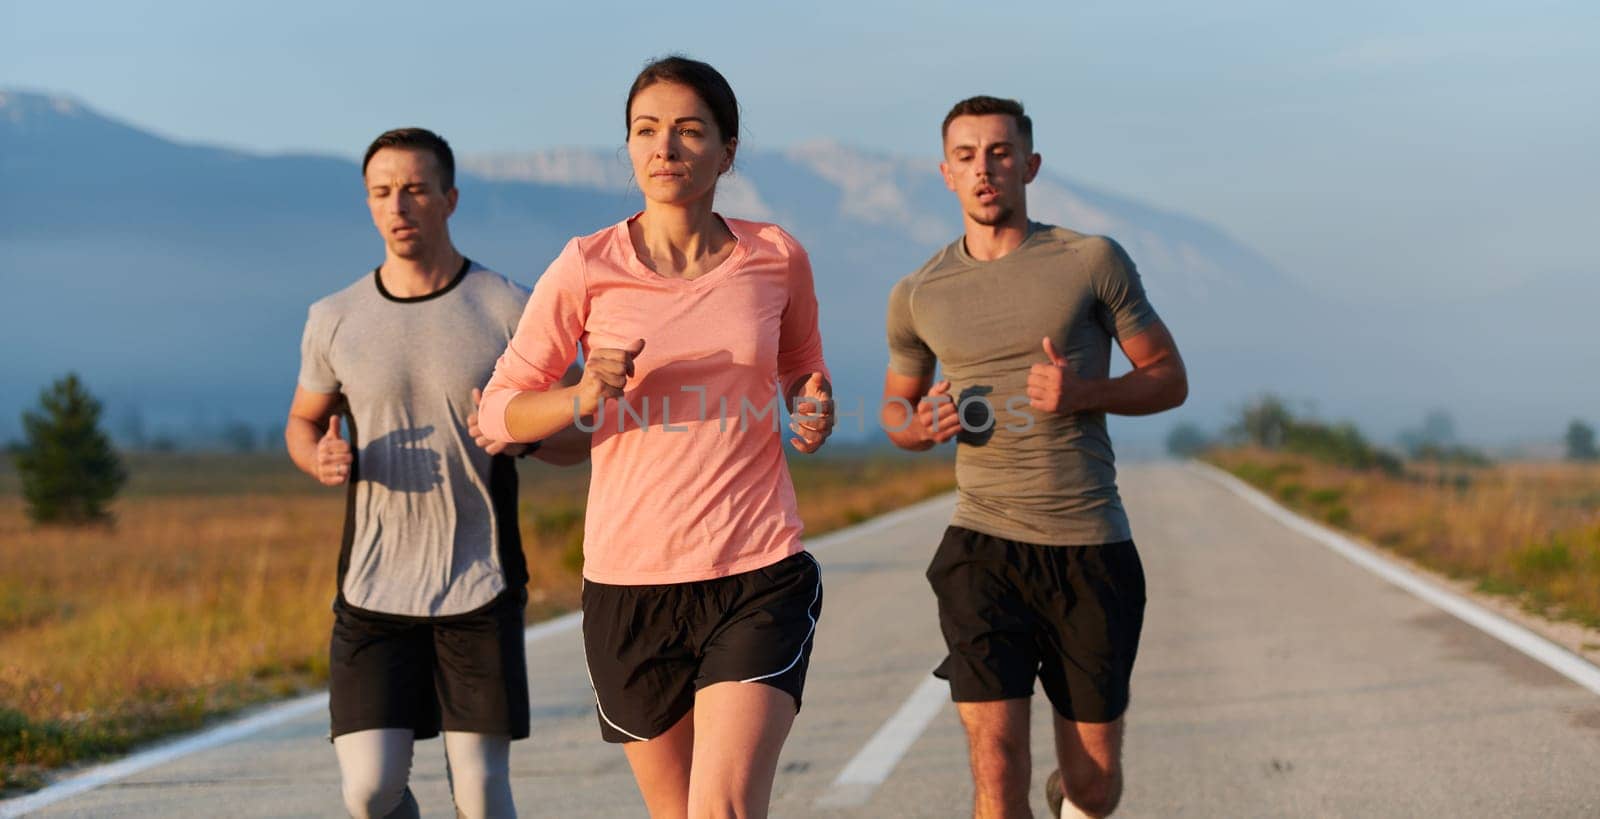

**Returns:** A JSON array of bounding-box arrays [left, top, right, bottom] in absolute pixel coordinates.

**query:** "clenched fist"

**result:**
[[789, 372, 835, 454], [913, 380, 963, 446], [1026, 337, 1086, 415], [575, 339, 646, 415], [316, 414, 353, 485]]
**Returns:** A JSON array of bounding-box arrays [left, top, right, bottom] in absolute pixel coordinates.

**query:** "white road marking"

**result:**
[[815, 675, 950, 808], [1191, 461, 1600, 698], [810, 492, 954, 807]]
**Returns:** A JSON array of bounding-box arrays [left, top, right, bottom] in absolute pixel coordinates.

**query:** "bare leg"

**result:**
[[621, 709, 696, 819], [686, 682, 797, 819], [1051, 715, 1125, 818], [955, 699, 1033, 819], [333, 728, 419, 819]]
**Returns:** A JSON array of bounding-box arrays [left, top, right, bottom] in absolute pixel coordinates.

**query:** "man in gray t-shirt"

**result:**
[[285, 128, 583, 819], [881, 98, 1188, 818]]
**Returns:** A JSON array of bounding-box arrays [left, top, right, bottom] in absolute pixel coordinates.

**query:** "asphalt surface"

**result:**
[[13, 462, 1600, 817]]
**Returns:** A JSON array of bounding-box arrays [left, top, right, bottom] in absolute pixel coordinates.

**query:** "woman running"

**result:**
[[477, 55, 835, 818]]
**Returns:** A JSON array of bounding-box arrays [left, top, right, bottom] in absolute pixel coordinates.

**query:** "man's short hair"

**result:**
[[361, 128, 455, 191], [941, 96, 1033, 150]]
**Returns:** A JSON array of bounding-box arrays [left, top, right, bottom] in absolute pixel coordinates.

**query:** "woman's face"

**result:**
[[627, 81, 735, 207]]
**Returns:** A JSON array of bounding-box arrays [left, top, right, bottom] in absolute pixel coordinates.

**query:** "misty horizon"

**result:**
[[1, 87, 1594, 456]]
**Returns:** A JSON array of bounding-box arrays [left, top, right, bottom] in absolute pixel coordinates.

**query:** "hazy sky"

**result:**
[[4, 0, 1597, 300]]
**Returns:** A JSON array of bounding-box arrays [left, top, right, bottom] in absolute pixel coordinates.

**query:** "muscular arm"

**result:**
[[1047, 320, 1187, 416], [1096, 320, 1188, 415], [285, 386, 349, 484], [1063, 236, 1187, 417], [880, 369, 962, 451]]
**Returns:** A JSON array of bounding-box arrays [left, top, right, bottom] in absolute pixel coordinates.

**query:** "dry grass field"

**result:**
[[0, 448, 955, 793], [1206, 448, 1600, 632]]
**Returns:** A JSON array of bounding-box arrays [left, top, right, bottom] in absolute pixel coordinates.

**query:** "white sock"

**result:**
[[1059, 800, 1094, 819]]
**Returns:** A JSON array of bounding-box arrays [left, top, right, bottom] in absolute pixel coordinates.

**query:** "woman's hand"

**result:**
[[789, 372, 834, 454], [576, 339, 646, 415]]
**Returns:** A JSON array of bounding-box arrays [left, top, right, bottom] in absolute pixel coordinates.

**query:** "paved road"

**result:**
[[14, 463, 1600, 817]]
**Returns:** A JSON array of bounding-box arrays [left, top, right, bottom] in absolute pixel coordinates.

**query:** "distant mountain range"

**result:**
[[2, 89, 1591, 450]]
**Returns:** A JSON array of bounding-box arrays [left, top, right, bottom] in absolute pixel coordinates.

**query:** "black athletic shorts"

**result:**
[[926, 526, 1145, 723], [581, 550, 823, 743], [328, 589, 530, 741]]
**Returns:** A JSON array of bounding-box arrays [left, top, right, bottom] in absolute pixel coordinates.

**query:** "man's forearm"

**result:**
[[285, 417, 326, 478], [887, 430, 936, 451], [1078, 362, 1188, 416], [880, 404, 935, 451]]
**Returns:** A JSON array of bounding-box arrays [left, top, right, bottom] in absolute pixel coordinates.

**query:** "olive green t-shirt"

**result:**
[[885, 224, 1159, 546]]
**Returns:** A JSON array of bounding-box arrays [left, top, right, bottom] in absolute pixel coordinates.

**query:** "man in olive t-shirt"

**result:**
[[881, 97, 1188, 818]]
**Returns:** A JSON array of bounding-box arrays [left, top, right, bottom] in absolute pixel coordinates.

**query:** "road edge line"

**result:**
[[1189, 460, 1600, 698]]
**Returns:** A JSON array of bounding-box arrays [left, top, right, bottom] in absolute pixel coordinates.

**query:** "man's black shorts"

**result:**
[[581, 550, 823, 743], [926, 526, 1145, 723], [328, 589, 530, 740]]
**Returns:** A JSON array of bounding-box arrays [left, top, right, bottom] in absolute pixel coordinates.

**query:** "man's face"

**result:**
[[940, 114, 1040, 228], [364, 147, 457, 259]]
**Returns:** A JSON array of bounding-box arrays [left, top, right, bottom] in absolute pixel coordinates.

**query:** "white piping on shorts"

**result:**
[[740, 552, 823, 684], [580, 580, 652, 743]]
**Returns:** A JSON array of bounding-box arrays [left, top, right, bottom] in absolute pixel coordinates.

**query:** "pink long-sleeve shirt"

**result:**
[[479, 215, 830, 585]]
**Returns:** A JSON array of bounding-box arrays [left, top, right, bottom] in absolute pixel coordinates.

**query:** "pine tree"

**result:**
[[1568, 419, 1599, 462], [14, 373, 128, 524]]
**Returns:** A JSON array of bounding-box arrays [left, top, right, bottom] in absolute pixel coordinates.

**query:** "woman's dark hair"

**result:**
[[625, 55, 740, 147]]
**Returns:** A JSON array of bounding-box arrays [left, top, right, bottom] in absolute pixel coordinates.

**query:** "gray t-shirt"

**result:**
[[886, 224, 1159, 546], [298, 260, 532, 618]]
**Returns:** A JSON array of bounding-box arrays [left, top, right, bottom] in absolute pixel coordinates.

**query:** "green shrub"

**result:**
[[1513, 538, 1573, 577], [1306, 487, 1346, 506]]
